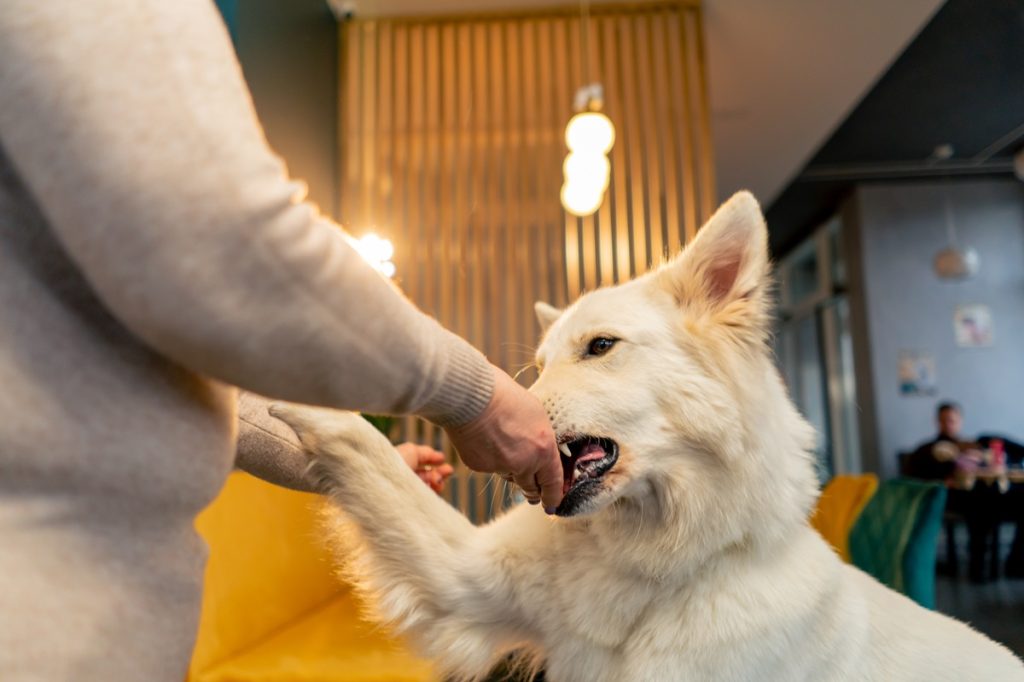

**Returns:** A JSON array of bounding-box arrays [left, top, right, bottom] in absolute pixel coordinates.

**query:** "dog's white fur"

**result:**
[[271, 192, 1024, 681]]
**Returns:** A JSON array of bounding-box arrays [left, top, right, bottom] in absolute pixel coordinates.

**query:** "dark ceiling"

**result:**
[[766, 0, 1024, 256]]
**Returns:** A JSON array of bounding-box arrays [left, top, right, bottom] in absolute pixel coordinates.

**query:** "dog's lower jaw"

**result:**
[[555, 479, 606, 516]]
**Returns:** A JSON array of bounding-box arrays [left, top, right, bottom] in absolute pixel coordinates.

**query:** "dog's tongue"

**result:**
[[577, 442, 607, 463], [562, 442, 609, 495]]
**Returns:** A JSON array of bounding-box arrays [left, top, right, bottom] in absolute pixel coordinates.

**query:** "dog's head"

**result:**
[[531, 192, 817, 565]]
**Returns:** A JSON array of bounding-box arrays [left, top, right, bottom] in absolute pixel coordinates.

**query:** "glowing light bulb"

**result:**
[[561, 182, 604, 217], [563, 152, 611, 192], [565, 111, 615, 154], [352, 232, 397, 278], [358, 233, 395, 263]]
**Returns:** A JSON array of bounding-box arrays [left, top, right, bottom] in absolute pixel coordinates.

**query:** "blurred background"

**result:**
[[192, 1, 1023, 676]]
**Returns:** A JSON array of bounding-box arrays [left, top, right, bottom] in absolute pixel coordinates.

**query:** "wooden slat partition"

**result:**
[[338, 1, 713, 522]]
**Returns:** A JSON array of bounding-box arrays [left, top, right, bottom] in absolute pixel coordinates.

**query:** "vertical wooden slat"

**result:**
[[434, 23, 454, 462], [397, 23, 417, 444], [468, 20, 487, 393], [504, 20, 525, 378], [377, 23, 393, 232], [599, 16, 631, 282], [451, 20, 472, 512], [561, 17, 583, 299], [635, 15, 665, 265], [590, 19, 613, 287], [691, 7, 716, 222], [538, 19, 565, 309], [617, 16, 647, 276], [573, 14, 599, 292], [360, 23, 377, 226], [652, 11, 684, 254], [668, 11, 698, 244], [520, 20, 541, 345], [419, 24, 441, 452], [478, 20, 499, 521]]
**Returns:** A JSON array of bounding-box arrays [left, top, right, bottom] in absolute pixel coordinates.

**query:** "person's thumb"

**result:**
[[537, 447, 564, 513]]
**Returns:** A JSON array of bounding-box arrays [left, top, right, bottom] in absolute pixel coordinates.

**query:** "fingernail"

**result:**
[[544, 506, 557, 515]]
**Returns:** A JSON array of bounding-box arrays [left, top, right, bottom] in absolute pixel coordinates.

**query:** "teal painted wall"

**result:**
[[217, 0, 338, 218]]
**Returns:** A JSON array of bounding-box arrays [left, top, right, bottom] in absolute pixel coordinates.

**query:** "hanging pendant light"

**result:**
[[561, 85, 615, 217], [560, 1, 615, 217], [933, 189, 979, 280]]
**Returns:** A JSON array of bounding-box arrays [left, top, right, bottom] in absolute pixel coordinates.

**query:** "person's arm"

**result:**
[[235, 392, 454, 494], [0, 0, 489, 425], [0, 0, 562, 509], [235, 392, 319, 493]]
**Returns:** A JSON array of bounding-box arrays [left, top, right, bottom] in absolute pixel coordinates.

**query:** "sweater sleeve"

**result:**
[[0, 0, 492, 426], [234, 392, 319, 493]]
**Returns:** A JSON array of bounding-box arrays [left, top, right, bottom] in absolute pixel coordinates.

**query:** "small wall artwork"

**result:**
[[899, 350, 937, 396], [954, 304, 994, 347]]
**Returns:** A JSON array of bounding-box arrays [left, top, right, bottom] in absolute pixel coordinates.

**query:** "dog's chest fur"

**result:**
[[531, 523, 861, 682]]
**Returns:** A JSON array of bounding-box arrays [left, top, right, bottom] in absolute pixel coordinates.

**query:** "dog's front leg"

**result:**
[[270, 404, 539, 681]]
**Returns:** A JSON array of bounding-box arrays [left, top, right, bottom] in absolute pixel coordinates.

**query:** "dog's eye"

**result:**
[[586, 337, 617, 357]]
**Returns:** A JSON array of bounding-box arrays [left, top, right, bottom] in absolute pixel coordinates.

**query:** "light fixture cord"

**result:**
[[943, 186, 958, 247], [581, 0, 592, 89]]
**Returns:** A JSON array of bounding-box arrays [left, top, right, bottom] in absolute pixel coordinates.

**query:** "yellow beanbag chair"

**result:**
[[810, 473, 879, 563], [188, 471, 434, 682]]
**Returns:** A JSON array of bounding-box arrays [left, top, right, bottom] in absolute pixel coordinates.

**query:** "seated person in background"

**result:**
[[908, 401, 985, 485], [908, 401, 1024, 581], [908, 402, 998, 582]]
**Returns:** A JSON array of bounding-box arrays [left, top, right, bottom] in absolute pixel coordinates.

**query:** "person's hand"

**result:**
[[443, 365, 562, 512], [396, 442, 454, 494], [961, 447, 985, 464]]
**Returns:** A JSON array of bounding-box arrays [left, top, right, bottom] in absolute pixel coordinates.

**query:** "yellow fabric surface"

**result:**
[[810, 473, 879, 562], [190, 472, 340, 673], [189, 471, 432, 681], [196, 595, 434, 682]]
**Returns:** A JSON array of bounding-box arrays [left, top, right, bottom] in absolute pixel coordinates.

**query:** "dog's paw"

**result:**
[[268, 402, 391, 460]]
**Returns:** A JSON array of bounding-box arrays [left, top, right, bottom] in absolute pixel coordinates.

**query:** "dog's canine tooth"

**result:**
[[559, 443, 572, 458]]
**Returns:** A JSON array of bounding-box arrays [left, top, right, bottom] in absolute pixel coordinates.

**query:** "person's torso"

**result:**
[[0, 145, 235, 518]]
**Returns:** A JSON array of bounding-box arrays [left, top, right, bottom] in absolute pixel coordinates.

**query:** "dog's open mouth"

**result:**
[[555, 436, 619, 516]]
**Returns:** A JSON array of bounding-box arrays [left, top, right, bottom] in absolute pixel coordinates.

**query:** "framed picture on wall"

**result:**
[[953, 304, 994, 347], [898, 350, 937, 396]]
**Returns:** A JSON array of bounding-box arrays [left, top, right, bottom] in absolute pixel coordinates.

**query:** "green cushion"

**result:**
[[849, 478, 947, 609]]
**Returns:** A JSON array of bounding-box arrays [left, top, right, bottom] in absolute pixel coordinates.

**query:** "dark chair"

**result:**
[[899, 450, 961, 575], [977, 434, 1024, 466], [849, 478, 947, 609]]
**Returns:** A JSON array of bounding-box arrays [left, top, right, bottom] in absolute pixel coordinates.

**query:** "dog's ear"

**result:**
[[657, 191, 770, 331], [534, 301, 563, 333]]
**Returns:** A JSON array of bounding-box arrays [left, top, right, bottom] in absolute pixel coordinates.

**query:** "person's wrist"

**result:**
[[417, 340, 495, 428]]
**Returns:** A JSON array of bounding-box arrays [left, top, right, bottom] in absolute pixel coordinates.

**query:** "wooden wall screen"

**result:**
[[337, 1, 714, 521]]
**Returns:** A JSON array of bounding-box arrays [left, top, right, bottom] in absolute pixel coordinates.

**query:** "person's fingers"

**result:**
[[536, 446, 564, 512], [416, 448, 447, 466], [515, 472, 542, 504], [425, 470, 442, 489], [395, 442, 421, 471]]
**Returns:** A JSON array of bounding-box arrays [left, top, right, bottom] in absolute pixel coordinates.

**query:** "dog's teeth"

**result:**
[[559, 443, 572, 458]]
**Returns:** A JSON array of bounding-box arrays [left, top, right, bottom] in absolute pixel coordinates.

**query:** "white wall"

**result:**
[[854, 179, 1024, 478]]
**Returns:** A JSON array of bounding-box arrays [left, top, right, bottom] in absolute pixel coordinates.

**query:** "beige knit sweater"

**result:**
[[0, 1, 495, 679]]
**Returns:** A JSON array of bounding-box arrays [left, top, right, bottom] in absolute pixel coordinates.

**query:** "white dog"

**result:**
[[271, 192, 1023, 681]]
